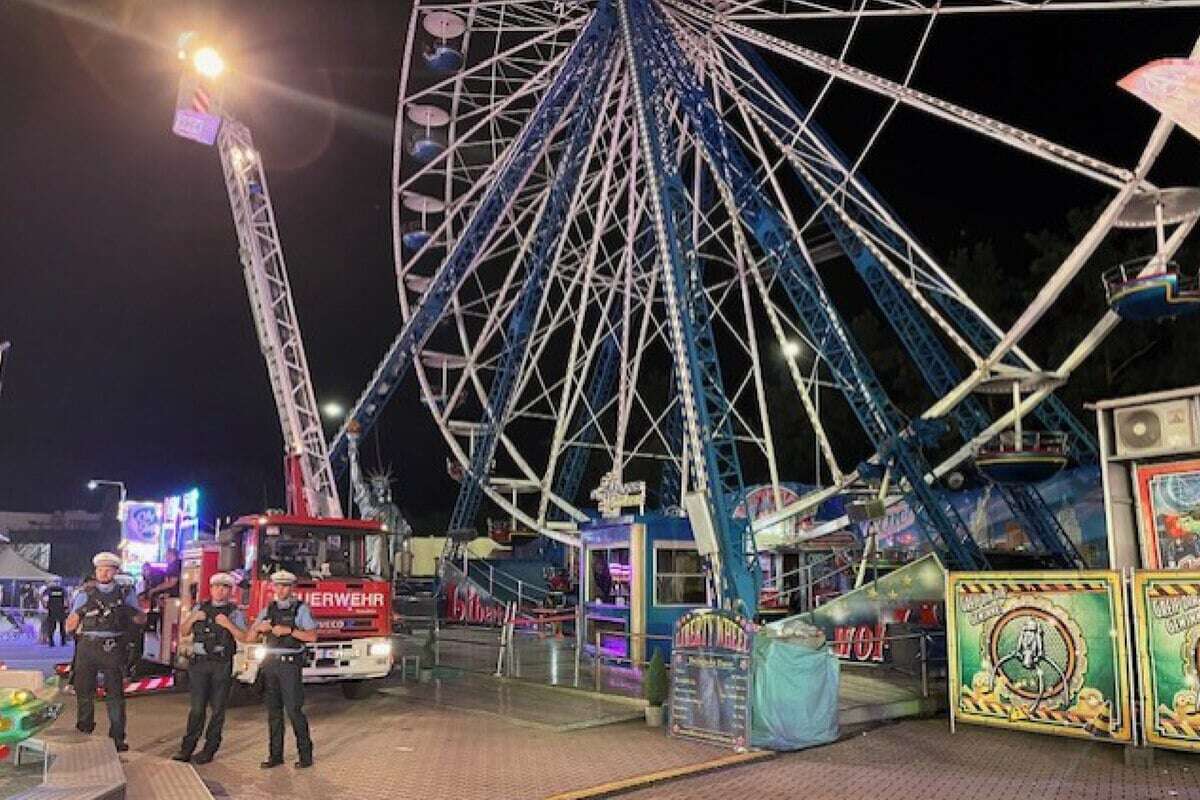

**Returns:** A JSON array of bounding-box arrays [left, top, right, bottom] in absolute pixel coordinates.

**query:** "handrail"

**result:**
[[762, 551, 861, 612], [977, 430, 1068, 455], [465, 559, 554, 602], [833, 629, 946, 698], [1102, 256, 1192, 299]]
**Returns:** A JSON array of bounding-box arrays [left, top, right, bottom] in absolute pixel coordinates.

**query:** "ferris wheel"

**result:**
[[330, 0, 1200, 613]]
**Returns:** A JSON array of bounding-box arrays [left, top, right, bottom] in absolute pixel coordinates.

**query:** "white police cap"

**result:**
[[270, 570, 297, 585], [92, 552, 121, 568], [209, 572, 235, 588]]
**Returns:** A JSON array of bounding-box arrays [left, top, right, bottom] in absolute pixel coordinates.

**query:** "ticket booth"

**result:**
[[580, 514, 710, 667]]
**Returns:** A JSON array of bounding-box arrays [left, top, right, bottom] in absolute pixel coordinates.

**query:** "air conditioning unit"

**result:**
[[1113, 398, 1198, 457]]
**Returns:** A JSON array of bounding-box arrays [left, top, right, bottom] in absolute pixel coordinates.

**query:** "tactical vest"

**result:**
[[264, 600, 306, 651], [192, 602, 238, 661], [45, 586, 66, 614], [78, 584, 131, 637]]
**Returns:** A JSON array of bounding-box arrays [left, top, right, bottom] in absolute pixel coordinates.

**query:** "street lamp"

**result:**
[[86, 479, 127, 507], [191, 46, 225, 79], [177, 32, 225, 79], [321, 402, 345, 421], [782, 340, 804, 359]]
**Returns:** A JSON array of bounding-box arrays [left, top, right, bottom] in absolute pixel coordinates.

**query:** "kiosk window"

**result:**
[[654, 546, 707, 605]]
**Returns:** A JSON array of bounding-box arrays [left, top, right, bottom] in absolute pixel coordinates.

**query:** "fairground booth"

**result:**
[[580, 514, 706, 667]]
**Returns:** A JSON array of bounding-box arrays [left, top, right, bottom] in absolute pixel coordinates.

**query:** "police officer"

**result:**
[[251, 570, 316, 768], [65, 552, 146, 751], [42, 578, 68, 646], [172, 572, 247, 764]]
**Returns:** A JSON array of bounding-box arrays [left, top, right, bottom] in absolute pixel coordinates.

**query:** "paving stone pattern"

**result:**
[[9, 671, 1200, 800], [623, 718, 1200, 800]]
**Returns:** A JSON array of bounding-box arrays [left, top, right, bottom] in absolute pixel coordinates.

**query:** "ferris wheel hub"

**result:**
[[973, 370, 1065, 395], [1114, 187, 1200, 229]]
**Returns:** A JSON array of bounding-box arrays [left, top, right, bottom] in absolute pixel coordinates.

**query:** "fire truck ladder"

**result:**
[[216, 120, 343, 519]]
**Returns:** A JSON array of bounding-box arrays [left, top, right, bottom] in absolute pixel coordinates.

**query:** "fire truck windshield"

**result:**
[[257, 525, 373, 581]]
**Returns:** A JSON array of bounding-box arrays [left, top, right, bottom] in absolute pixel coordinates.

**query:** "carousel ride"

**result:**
[[321, 0, 1200, 616]]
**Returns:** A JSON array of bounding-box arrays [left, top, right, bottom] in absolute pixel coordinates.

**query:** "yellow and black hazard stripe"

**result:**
[[1157, 706, 1200, 739], [957, 581, 1109, 594], [1146, 583, 1200, 598]]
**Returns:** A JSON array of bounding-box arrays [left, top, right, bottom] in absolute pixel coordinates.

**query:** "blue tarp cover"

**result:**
[[751, 637, 839, 750]]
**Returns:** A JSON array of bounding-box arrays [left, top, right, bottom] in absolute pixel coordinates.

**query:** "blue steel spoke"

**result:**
[[619, 0, 762, 615], [734, 46, 1084, 567], [633, 0, 986, 571], [658, 367, 684, 510], [328, 9, 615, 473], [449, 20, 619, 533]]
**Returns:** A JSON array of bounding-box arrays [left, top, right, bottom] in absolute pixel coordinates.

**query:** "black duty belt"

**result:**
[[191, 655, 234, 664]]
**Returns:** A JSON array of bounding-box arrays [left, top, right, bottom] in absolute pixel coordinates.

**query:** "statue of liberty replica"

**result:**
[[347, 422, 413, 579]]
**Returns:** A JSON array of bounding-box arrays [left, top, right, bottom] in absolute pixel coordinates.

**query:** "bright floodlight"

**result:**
[[782, 340, 803, 358], [192, 46, 225, 79], [322, 402, 345, 420], [87, 480, 99, 491]]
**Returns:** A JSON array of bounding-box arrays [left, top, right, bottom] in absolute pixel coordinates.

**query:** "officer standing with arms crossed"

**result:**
[[172, 572, 246, 764], [251, 570, 316, 768], [65, 552, 146, 751]]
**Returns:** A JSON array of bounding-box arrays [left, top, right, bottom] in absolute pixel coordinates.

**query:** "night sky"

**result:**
[[1, 1, 1197, 527]]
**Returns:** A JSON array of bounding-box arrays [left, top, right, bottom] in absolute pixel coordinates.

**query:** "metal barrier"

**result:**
[[461, 552, 555, 607], [836, 629, 947, 698], [588, 630, 673, 693], [760, 550, 858, 614]]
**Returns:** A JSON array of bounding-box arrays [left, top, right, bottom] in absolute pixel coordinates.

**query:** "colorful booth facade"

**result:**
[[947, 571, 1134, 743]]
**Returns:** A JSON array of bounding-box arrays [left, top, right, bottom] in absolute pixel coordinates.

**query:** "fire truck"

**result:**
[[172, 515, 392, 699], [136, 35, 397, 699]]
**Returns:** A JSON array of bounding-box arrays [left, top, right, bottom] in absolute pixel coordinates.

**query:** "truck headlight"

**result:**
[[369, 642, 392, 657]]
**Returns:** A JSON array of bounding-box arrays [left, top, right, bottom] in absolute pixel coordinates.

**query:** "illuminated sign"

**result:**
[[670, 609, 755, 750], [117, 488, 201, 572], [161, 488, 201, 553], [590, 471, 647, 518], [120, 502, 163, 545]]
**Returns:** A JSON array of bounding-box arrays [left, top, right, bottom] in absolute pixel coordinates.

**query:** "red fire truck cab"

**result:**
[[175, 514, 394, 698]]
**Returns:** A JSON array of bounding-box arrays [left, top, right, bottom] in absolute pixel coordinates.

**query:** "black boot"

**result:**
[[171, 752, 191, 763], [260, 757, 284, 769], [193, 751, 215, 764]]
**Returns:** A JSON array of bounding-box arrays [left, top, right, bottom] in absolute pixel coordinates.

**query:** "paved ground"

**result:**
[[3, 636, 1197, 799], [1, 671, 721, 800], [623, 718, 1200, 800], [4, 671, 1200, 799]]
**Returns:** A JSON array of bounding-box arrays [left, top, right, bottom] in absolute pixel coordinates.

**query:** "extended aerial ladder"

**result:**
[[216, 121, 343, 519], [174, 35, 341, 519]]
